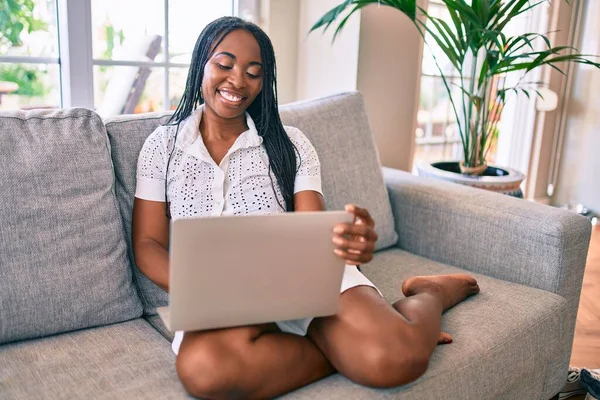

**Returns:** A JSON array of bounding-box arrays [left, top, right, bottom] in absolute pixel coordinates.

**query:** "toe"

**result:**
[[437, 332, 453, 345]]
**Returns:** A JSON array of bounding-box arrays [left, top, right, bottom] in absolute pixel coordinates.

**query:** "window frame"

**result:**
[[0, 0, 237, 110]]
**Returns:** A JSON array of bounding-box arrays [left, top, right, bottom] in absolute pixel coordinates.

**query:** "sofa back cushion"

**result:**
[[0, 108, 142, 344], [105, 91, 398, 315], [105, 113, 173, 315], [279, 92, 398, 250]]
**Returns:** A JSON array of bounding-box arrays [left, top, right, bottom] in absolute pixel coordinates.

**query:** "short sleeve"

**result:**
[[135, 126, 169, 201], [285, 126, 322, 195]]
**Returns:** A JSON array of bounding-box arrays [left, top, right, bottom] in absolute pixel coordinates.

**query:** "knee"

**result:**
[[176, 341, 247, 399], [353, 340, 430, 388]]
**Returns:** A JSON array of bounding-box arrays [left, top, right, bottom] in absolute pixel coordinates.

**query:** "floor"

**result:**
[[570, 225, 600, 369], [556, 227, 598, 400]]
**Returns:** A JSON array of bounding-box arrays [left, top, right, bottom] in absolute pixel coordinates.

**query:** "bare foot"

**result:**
[[438, 331, 453, 345], [401, 274, 480, 312]]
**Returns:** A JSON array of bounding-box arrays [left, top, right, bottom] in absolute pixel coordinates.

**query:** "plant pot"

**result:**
[[417, 161, 526, 198]]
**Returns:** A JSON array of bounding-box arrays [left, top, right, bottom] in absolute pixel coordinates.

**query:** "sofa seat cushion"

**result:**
[[130, 249, 568, 399], [0, 250, 569, 399], [282, 248, 568, 399], [0, 109, 142, 344], [0, 319, 188, 399]]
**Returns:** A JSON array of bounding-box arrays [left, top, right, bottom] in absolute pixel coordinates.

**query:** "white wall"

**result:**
[[263, 0, 300, 104], [295, 0, 360, 101], [264, 0, 424, 171], [356, 5, 423, 171], [553, 0, 600, 212]]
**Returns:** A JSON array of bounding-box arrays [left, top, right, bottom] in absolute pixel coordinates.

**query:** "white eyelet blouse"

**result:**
[[135, 106, 322, 217]]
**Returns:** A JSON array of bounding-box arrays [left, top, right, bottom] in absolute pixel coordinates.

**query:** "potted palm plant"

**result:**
[[310, 0, 600, 197]]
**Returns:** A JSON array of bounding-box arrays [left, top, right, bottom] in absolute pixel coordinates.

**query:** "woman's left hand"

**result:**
[[332, 204, 378, 265]]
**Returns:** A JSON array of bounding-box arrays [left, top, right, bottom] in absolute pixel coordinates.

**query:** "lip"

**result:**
[[218, 88, 247, 99], [216, 88, 247, 107]]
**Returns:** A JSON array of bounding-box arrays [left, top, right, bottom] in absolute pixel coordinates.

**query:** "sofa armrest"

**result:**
[[383, 166, 591, 313]]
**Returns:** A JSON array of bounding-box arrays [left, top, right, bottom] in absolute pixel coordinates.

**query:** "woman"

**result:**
[[132, 16, 479, 399]]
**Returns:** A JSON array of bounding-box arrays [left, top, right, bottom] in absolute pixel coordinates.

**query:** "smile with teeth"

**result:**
[[218, 90, 244, 103]]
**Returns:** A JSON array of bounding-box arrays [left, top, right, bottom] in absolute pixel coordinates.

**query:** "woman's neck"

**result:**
[[199, 106, 249, 142]]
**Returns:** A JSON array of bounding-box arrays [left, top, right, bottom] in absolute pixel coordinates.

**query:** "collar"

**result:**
[[175, 105, 263, 163]]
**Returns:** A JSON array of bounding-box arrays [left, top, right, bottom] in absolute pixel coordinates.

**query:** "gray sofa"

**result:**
[[0, 91, 591, 399]]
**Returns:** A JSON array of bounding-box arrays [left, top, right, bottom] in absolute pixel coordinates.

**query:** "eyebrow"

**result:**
[[215, 51, 262, 67]]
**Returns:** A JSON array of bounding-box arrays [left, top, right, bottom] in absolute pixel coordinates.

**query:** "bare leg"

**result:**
[[176, 274, 479, 397], [308, 274, 479, 387], [176, 323, 334, 399]]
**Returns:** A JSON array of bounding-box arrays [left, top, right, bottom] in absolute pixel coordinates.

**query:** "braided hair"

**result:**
[[166, 16, 298, 213]]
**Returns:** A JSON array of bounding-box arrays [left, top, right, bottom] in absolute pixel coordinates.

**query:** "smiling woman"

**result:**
[[164, 17, 298, 213], [131, 15, 480, 400]]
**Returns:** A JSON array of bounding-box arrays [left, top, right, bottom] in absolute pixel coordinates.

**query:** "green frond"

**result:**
[[309, 0, 600, 170]]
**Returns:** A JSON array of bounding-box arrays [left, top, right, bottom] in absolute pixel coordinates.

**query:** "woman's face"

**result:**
[[201, 29, 263, 120]]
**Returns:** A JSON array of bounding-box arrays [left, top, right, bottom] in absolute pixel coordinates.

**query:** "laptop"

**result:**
[[157, 211, 354, 332]]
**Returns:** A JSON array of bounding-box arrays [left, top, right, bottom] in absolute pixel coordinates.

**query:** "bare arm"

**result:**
[[294, 190, 325, 212], [132, 198, 170, 292]]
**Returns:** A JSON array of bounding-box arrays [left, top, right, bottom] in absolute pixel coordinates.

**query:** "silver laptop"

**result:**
[[157, 211, 353, 332]]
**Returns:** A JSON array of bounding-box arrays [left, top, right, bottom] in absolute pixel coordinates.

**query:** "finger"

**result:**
[[332, 235, 375, 253], [334, 248, 373, 264], [341, 207, 363, 246], [345, 204, 375, 227], [334, 224, 378, 241]]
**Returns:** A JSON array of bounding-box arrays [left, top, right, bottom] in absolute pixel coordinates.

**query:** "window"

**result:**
[[91, 0, 233, 116], [0, 0, 61, 110], [0, 0, 236, 115], [412, 0, 548, 172], [413, 0, 473, 169]]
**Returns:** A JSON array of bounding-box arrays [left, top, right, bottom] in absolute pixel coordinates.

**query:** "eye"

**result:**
[[246, 72, 261, 79], [217, 63, 232, 70]]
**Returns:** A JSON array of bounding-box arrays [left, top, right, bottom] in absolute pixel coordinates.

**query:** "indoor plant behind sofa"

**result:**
[[0, 91, 592, 399], [311, 0, 600, 197]]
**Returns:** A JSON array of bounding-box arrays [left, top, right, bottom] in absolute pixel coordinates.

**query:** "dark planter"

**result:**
[[417, 161, 526, 198]]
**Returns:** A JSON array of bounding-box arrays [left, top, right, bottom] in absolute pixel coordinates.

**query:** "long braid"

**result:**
[[166, 17, 297, 212]]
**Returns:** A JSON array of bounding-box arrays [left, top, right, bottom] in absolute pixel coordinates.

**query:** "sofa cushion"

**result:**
[[105, 112, 172, 315], [279, 92, 398, 251], [0, 319, 187, 399], [0, 108, 142, 344], [282, 248, 568, 399], [0, 249, 569, 399], [133, 249, 569, 399]]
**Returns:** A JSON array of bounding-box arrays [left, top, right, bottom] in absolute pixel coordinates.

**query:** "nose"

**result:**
[[227, 67, 246, 89]]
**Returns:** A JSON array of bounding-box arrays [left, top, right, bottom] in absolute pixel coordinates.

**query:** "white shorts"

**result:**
[[171, 265, 380, 355]]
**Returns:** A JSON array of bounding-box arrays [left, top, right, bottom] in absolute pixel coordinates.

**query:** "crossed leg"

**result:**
[[176, 274, 479, 399], [176, 322, 333, 399], [307, 275, 479, 387]]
